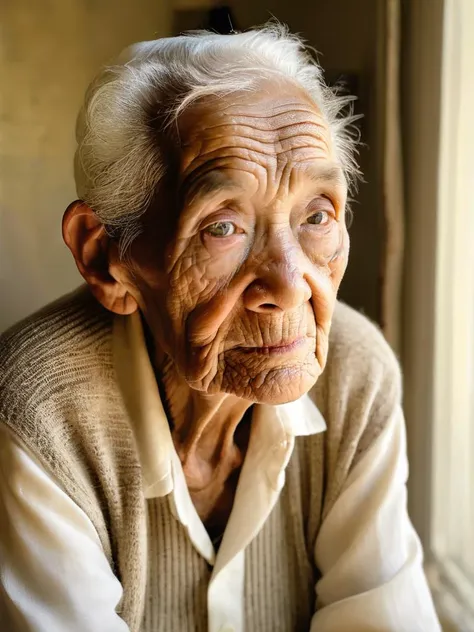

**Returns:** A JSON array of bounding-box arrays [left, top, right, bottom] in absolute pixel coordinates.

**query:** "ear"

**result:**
[[62, 201, 138, 315]]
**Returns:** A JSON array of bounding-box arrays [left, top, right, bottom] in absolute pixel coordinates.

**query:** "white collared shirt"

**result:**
[[0, 312, 441, 631]]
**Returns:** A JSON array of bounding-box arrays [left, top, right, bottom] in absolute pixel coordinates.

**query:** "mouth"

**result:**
[[237, 337, 307, 355]]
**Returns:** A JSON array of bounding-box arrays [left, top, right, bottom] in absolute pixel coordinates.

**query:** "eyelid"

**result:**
[[309, 194, 335, 207], [306, 195, 339, 220]]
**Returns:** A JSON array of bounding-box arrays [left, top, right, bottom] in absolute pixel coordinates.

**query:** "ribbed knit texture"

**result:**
[[141, 445, 321, 632], [143, 496, 210, 631], [0, 286, 401, 631]]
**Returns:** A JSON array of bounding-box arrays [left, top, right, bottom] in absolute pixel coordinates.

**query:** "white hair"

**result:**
[[75, 23, 360, 252]]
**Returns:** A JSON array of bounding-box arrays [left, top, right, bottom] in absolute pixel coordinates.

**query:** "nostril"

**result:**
[[261, 303, 278, 311]]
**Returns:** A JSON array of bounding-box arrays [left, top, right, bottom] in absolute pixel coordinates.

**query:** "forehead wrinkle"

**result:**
[[179, 103, 337, 210], [186, 126, 329, 149], [179, 95, 334, 177], [272, 159, 293, 200], [184, 115, 329, 143], [181, 149, 335, 206], [218, 96, 325, 122], [187, 121, 333, 162], [231, 110, 319, 126], [183, 115, 328, 138], [182, 99, 329, 141], [272, 157, 338, 203], [184, 134, 332, 166]]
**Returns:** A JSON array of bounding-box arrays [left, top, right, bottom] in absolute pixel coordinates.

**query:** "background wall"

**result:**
[[0, 0, 171, 332]]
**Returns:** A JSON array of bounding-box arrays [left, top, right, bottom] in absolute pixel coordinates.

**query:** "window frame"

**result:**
[[430, 0, 474, 624]]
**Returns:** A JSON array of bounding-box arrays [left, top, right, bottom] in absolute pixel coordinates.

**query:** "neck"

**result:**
[[158, 356, 253, 491]]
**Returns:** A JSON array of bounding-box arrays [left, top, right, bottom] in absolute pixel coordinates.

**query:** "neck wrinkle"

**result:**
[[156, 351, 253, 482]]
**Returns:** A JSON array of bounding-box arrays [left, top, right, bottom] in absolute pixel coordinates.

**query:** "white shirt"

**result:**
[[0, 312, 441, 631]]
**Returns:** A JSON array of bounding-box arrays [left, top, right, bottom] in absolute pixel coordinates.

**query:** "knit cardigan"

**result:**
[[0, 287, 400, 630]]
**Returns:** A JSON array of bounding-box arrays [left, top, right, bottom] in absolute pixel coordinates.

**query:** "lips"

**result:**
[[238, 337, 306, 355]]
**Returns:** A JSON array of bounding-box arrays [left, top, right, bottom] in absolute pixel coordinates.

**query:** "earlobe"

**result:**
[[62, 201, 138, 315]]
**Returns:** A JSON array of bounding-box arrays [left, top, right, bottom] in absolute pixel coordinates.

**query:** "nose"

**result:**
[[243, 246, 312, 314]]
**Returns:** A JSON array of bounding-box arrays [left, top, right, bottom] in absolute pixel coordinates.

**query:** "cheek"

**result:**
[[300, 220, 343, 264], [167, 236, 247, 314], [329, 227, 350, 284], [304, 225, 348, 347], [301, 222, 348, 284]]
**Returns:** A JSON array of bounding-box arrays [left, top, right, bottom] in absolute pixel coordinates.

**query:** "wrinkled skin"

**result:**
[[64, 81, 349, 538]]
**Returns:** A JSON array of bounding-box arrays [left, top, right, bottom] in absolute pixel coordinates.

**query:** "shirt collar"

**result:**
[[113, 311, 326, 499]]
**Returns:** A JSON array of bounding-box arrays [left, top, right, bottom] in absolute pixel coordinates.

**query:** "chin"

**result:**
[[220, 363, 321, 405], [252, 371, 320, 404]]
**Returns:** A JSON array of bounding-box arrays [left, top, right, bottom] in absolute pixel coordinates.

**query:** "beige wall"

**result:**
[[0, 0, 171, 332]]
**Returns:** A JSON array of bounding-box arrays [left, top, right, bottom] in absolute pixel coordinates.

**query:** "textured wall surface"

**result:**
[[0, 0, 171, 331]]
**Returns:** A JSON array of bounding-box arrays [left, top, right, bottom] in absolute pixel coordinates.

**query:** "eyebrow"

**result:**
[[182, 171, 244, 206], [302, 165, 346, 187]]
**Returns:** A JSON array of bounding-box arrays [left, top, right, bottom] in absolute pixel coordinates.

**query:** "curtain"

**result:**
[[379, 0, 404, 354]]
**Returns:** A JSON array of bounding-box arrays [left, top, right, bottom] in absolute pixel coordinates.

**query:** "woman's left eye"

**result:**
[[307, 210, 330, 226], [204, 221, 236, 237]]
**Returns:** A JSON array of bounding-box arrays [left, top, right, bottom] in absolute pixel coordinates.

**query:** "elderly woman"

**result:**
[[0, 25, 439, 632]]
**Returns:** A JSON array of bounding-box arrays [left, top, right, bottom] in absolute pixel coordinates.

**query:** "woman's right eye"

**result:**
[[204, 221, 236, 238], [307, 210, 330, 226]]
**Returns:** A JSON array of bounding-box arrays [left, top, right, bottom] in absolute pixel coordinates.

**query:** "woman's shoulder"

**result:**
[[1, 287, 112, 381], [307, 302, 403, 509], [311, 301, 402, 423], [0, 286, 115, 432], [328, 300, 401, 382]]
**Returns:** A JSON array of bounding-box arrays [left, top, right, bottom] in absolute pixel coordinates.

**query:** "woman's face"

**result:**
[[116, 83, 350, 404]]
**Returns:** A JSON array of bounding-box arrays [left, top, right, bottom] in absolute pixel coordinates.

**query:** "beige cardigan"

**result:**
[[0, 286, 404, 630]]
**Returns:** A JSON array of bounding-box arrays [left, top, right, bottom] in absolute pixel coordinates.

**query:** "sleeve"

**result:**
[[310, 405, 441, 632], [0, 427, 130, 632]]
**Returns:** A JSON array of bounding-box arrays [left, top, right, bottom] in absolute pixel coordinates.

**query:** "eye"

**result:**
[[204, 221, 236, 237], [307, 210, 330, 226]]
